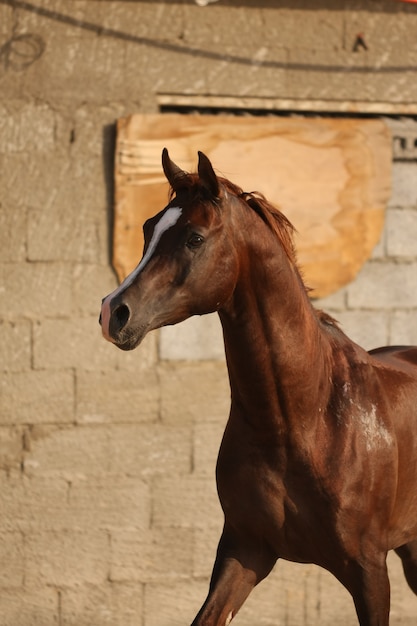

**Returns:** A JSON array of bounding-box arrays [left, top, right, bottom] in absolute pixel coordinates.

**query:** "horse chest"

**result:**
[[216, 433, 335, 562]]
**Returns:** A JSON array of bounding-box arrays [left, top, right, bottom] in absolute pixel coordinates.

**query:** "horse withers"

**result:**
[[100, 149, 417, 626]]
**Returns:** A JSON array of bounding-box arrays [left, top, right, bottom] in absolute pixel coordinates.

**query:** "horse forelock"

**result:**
[[167, 172, 218, 203]]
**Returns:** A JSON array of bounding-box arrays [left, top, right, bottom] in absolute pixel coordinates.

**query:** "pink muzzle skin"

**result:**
[[100, 295, 114, 343]]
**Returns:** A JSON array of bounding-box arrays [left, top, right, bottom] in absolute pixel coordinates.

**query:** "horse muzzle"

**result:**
[[100, 294, 142, 350]]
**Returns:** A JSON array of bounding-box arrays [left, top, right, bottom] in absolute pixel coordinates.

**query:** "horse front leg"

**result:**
[[191, 527, 277, 626], [342, 553, 390, 626]]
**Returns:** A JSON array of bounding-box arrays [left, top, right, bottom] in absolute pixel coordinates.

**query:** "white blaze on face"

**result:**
[[101, 206, 182, 341]]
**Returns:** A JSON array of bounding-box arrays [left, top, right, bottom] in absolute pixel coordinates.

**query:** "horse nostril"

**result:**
[[113, 303, 130, 332]]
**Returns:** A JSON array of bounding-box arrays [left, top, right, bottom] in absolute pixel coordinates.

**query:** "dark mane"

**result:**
[[224, 179, 297, 264]]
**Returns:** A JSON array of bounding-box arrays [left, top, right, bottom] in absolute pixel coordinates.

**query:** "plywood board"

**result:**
[[113, 114, 391, 298]]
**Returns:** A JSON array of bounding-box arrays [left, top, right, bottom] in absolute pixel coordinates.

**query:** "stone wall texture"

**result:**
[[1, 1, 417, 625]]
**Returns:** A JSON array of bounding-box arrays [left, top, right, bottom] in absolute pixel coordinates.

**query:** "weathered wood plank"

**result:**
[[113, 114, 391, 298]]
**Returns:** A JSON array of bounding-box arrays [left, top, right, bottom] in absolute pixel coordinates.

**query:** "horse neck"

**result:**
[[218, 221, 332, 437]]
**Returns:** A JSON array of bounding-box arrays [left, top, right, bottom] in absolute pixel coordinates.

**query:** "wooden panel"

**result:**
[[113, 114, 391, 298]]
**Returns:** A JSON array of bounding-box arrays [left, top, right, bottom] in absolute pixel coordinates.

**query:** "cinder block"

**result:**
[[0, 474, 146, 535], [33, 317, 120, 371], [388, 118, 417, 163], [93, 1, 184, 42], [152, 475, 222, 529], [23, 425, 111, 478], [390, 310, 417, 346], [0, 321, 31, 372], [61, 582, 143, 626], [0, 474, 147, 535], [159, 314, 225, 361], [34, 315, 157, 373], [0, 474, 69, 533], [110, 527, 194, 583], [0, 531, 25, 588], [108, 423, 192, 477], [347, 261, 417, 309], [69, 103, 127, 158], [312, 287, 347, 312], [22, 422, 191, 480], [76, 369, 159, 424], [123, 45, 206, 102], [72, 264, 118, 316], [193, 524, 222, 579], [27, 36, 127, 103], [0, 262, 73, 320], [0, 102, 56, 153], [258, 6, 343, 50], [0, 370, 74, 424], [286, 48, 366, 102], [112, 331, 158, 373], [207, 45, 289, 100], [68, 476, 151, 532], [386, 208, 417, 258], [183, 3, 262, 48], [25, 529, 109, 587], [27, 159, 107, 264], [333, 310, 389, 351], [159, 361, 230, 425], [193, 421, 224, 475], [0, 203, 27, 261], [16, 1, 95, 37], [0, 152, 65, 213], [144, 581, 208, 626], [0, 426, 23, 472], [0, 588, 59, 626], [389, 162, 417, 208], [370, 228, 386, 260], [343, 11, 414, 62], [0, 6, 13, 34], [28, 208, 102, 264]]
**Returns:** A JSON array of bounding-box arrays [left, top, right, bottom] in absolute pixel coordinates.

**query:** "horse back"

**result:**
[[369, 345, 417, 377]]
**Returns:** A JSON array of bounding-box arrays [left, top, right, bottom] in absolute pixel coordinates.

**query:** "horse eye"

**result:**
[[186, 233, 205, 249]]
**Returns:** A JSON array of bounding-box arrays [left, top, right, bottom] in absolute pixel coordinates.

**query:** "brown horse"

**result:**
[[100, 149, 417, 626]]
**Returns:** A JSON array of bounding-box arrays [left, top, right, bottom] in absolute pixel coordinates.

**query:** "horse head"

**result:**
[[100, 149, 239, 350]]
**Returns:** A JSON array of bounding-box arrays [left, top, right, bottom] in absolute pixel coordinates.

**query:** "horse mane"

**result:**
[[216, 181, 343, 333], [224, 180, 297, 264]]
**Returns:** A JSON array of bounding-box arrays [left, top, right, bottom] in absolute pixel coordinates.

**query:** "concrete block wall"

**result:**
[[316, 158, 417, 351], [1, 1, 417, 624]]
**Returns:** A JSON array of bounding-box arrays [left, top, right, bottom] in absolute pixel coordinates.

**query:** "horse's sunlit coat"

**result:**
[[100, 149, 417, 626]]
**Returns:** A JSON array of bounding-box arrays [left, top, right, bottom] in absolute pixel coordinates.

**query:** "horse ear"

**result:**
[[162, 148, 187, 192], [198, 151, 219, 198]]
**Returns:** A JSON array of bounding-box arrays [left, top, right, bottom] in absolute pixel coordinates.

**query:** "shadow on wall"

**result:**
[[102, 123, 118, 267]]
